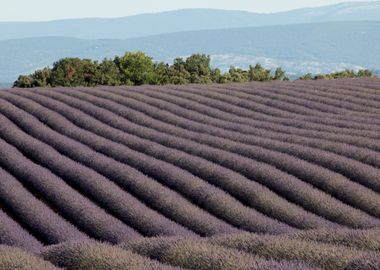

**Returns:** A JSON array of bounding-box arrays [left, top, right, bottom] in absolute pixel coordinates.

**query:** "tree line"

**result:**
[[13, 52, 375, 88]]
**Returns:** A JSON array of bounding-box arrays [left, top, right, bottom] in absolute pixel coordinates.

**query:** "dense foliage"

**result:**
[[1, 78, 380, 269], [13, 52, 293, 88], [13, 52, 375, 88]]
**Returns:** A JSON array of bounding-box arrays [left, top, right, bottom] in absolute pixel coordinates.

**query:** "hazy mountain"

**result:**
[[0, 1, 379, 40], [1, 21, 379, 83]]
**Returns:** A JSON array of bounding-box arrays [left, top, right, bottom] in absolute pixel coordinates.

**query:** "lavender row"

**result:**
[[0, 93, 238, 237], [0, 99, 194, 238], [124, 87, 380, 170], [0, 167, 88, 245], [158, 85, 380, 136], [220, 82, 380, 116], [0, 130, 139, 244], [209, 83, 380, 129], [119, 87, 380, 193], [45, 88, 378, 228], [286, 228, 380, 252], [244, 81, 380, 111], [165, 84, 380, 125], [0, 209, 43, 252], [295, 78, 380, 94], [210, 233, 380, 270], [41, 241, 183, 270], [3, 91, 293, 235], [69, 88, 380, 225], [0, 245, 60, 270], [121, 237, 320, 270], [23, 88, 336, 230], [133, 85, 380, 136]]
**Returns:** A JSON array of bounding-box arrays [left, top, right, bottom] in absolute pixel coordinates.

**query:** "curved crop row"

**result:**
[[123, 88, 380, 170], [210, 233, 380, 270], [220, 82, 380, 116], [156, 85, 380, 137], [56, 88, 380, 227], [0, 97, 280, 235], [202, 82, 380, 124], [209, 84, 380, 131], [295, 79, 380, 96], [131, 85, 380, 136], [0, 136, 139, 244], [0, 210, 43, 253], [0, 101, 194, 238], [41, 241, 182, 270], [0, 245, 60, 270], [286, 228, 380, 252], [0, 94, 294, 235], [244, 82, 380, 112], [0, 167, 88, 244], [164, 84, 380, 126], [106, 87, 380, 194], [121, 237, 319, 270], [0, 94, 239, 237], [21, 89, 339, 230]]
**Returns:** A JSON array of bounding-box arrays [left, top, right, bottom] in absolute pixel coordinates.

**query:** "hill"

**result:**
[[1, 21, 379, 84], [0, 78, 380, 269], [0, 1, 379, 40]]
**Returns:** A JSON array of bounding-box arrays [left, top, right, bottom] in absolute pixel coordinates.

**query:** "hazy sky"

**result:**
[[0, 0, 372, 21]]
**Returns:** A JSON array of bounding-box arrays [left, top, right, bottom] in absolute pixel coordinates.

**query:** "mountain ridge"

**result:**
[[0, 1, 379, 40], [1, 21, 379, 84]]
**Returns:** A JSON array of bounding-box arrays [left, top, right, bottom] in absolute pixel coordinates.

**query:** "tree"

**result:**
[[184, 54, 212, 84], [248, 64, 272, 82], [97, 59, 121, 86], [13, 75, 34, 88], [211, 68, 222, 83], [49, 58, 99, 87], [228, 66, 249, 83], [114, 52, 154, 85], [273, 67, 289, 81], [357, 69, 373, 78], [299, 73, 314, 80], [150, 62, 171, 85]]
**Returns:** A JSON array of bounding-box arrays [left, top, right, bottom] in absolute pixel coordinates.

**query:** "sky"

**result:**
[[0, 0, 372, 21]]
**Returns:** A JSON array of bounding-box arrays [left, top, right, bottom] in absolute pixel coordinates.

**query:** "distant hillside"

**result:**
[[1, 21, 379, 84], [0, 1, 379, 40]]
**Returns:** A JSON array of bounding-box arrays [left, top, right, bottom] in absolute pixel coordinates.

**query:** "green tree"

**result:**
[[211, 68, 222, 83], [299, 73, 314, 80], [248, 64, 272, 82], [228, 66, 249, 83], [357, 69, 373, 78], [49, 58, 98, 87], [13, 75, 34, 88], [114, 51, 154, 85], [273, 67, 289, 81], [150, 62, 171, 85], [97, 59, 121, 86], [184, 54, 212, 84], [168, 57, 190, 84]]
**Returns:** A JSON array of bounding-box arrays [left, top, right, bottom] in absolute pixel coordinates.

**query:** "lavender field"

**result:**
[[1, 78, 380, 270]]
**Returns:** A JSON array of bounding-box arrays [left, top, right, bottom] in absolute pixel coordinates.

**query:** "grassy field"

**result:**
[[0, 78, 380, 269]]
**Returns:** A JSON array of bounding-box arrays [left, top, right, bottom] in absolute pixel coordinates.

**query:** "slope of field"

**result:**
[[0, 78, 380, 269]]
